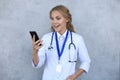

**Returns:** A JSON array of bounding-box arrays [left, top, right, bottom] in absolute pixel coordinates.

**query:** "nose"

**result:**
[[51, 19, 57, 24]]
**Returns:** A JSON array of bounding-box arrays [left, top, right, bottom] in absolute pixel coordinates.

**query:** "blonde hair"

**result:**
[[50, 5, 75, 32]]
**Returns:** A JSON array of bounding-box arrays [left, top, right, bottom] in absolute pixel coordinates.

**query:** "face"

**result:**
[[50, 10, 68, 34]]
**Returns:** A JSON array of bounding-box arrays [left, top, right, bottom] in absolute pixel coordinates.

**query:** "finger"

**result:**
[[34, 44, 43, 51], [34, 40, 42, 45], [66, 76, 72, 80], [33, 46, 39, 52], [32, 35, 35, 43], [38, 42, 43, 46], [33, 40, 43, 49], [39, 39, 43, 46], [37, 45, 43, 49]]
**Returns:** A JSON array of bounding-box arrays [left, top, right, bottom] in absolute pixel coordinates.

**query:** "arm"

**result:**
[[66, 69, 85, 80], [32, 35, 43, 67], [32, 51, 39, 67], [67, 36, 91, 80], [73, 69, 85, 78]]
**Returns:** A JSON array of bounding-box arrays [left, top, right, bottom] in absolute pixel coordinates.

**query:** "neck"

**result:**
[[58, 29, 67, 35]]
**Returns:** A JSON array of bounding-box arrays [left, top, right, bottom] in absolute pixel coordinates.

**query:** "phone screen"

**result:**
[[29, 31, 39, 41]]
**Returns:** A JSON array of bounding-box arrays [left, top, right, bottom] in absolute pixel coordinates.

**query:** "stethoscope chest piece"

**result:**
[[48, 30, 77, 63], [48, 46, 53, 50]]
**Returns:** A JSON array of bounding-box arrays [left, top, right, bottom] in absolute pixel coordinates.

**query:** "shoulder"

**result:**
[[72, 32, 83, 40], [72, 32, 87, 48]]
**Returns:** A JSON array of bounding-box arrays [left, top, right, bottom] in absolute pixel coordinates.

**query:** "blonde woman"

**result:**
[[32, 5, 91, 80]]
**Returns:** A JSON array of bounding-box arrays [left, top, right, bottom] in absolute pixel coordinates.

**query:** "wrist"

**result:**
[[72, 74, 77, 80], [73, 69, 85, 79], [33, 50, 38, 54], [32, 53, 38, 58]]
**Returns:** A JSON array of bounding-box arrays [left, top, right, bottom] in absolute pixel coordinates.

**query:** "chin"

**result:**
[[54, 28, 60, 32]]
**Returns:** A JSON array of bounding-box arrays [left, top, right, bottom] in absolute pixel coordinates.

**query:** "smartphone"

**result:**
[[29, 31, 39, 41]]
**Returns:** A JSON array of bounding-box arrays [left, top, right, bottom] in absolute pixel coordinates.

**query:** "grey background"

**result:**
[[0, 0, 120, 80]]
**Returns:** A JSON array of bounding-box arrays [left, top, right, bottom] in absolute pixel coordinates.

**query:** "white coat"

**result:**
[[32, 30, 91, 80]]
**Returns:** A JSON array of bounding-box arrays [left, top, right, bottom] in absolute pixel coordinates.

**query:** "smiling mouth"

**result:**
[[53, 24, 60, 28]]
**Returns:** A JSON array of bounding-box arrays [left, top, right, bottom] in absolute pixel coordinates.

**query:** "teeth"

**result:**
[[54, 25, 59, 27], [56, 25, 59, 27]]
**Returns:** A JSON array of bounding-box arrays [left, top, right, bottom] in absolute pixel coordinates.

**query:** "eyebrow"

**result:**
[[56, 16, 61, 18], [50, 15, 61, 19]]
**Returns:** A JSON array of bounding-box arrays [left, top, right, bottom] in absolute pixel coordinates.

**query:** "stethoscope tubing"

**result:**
[[48, 30, 77, 63]]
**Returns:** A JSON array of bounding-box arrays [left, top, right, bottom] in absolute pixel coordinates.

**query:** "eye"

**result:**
[[50, 17, 53, 20], [56, 17, 61, 20]]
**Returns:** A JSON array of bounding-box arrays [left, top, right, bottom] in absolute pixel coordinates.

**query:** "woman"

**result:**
[[32, 5, 91, 80]]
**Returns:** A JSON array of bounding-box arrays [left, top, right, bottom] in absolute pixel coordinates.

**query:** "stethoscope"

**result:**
[[48, 30, 77, 63]]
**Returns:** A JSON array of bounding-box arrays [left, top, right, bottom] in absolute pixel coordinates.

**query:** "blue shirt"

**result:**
[[32, 31, 91, 80]]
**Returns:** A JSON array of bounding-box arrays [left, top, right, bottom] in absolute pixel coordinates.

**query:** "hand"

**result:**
[[32, 35, 43, 54], [66, 75, 76, 80]]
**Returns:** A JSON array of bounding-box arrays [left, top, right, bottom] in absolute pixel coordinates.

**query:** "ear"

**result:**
[[66, 19, 69, 23]]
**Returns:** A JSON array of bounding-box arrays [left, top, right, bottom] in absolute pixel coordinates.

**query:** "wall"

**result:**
[[0, 0, 120, 80]]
